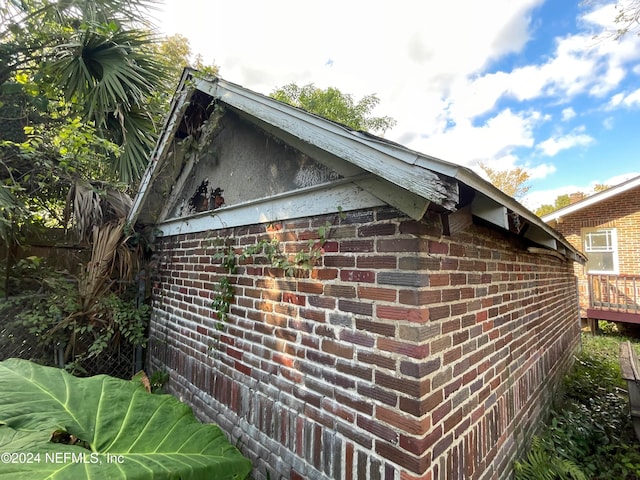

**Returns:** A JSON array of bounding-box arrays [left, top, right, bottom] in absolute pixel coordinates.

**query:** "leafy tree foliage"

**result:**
[[536, 194, 572, 217], [610, 0, 640, 39], [1, 0, 167, 185], [479, 162, 531, 200], [594, 183, 611, 192], [270, 83, 396, 135], [0, 0, 188, 245], [152, 34, 219, 112], [535, 185, 609, 217]]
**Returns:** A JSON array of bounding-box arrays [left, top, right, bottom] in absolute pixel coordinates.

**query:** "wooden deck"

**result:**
[[588, 274, 640, 324]]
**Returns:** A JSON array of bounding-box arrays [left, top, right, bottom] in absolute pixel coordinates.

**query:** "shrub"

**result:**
[[515, 333, 640, 480]]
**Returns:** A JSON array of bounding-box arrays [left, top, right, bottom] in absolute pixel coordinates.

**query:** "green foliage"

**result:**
[[270, 83, 396, 135], [149, 369, 170, 394], [515, 438, 587, 480], [208, 216, 340, 330], [515, 333, 640, 480], [211, 276, 235, 329], [1, 0, 168, 185], [536, 194, 573, 217], [0, 358, 252, 479], [479, 162, 530, 200], [1, 270, 150, 374]]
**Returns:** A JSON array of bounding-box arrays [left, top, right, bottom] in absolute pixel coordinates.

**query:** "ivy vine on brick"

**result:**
[[208, 210, 345, 332]]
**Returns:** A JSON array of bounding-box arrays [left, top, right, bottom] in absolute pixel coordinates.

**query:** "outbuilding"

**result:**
[[129, 69, 585, 480]]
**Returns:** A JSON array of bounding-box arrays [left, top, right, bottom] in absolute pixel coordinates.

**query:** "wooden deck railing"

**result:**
[[589, 274, 640, 313]]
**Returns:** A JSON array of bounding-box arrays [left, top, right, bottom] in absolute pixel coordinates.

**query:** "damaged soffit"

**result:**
[[129, 69, 585, 263]]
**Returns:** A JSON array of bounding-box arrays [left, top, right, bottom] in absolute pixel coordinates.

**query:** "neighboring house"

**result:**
[[542, 176, 640, 330], [129, 69, 585, 480]]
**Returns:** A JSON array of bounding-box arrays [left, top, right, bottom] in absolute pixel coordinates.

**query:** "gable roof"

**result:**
[[541, 175, 640, 224], [129, 68, 584, 263]]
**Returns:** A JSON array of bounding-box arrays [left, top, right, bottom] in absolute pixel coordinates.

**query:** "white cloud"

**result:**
[[537, 130, 595, 156], [523, 170, 640, 210], [156, 0, 640, 189], [156, 0, 545, 157], [561, 107, 576, 121], [602, 116, 615, 129], [528, 163, 557, 180], [608, 88, 640, 108], [408, 109, 540, 167]]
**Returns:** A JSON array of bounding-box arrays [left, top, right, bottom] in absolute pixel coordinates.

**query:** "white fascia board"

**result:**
[[471, 193, 509, 229], [198, 78, 459, 211], [155, 179, 385, 238], [541, 175, 640, 223]]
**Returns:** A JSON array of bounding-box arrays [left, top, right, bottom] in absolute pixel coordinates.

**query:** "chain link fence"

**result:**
[[0, 313, 144, 379]]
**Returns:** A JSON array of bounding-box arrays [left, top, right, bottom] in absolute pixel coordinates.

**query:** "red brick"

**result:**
[[340, 240, 374, 252], [376, 405, 431, 435], [322, 339, 354, 359], [377, 305, 429, 323], [358, 286, 397, 302], [340, 269, 376, 283], [283, 292, 306, 306], [377, 338, 430, 359], [376, 441, 430, 474]]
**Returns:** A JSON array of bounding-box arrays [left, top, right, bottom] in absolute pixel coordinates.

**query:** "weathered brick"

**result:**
[[400, 358, 441, 378], [377, 338, 430, 359], [377, 238, 428, 253], [379, 272, 429, 287], [325, 284, 357, 298], [400, 390, 443, 417], [356, 318, 396, 337], [376, 405, 431, 435], [357, 256, 398, 269], [377, 305, 429, 323], [359, 286, 397, 302], [357, 415, 399, 442], [376, 441, 431, 474], [399, 290, 442, 306], [399, 324, 440, 342], [325, 255, 356, 268], [322, 339, 354, 359], [341, 269, 376, 283], [150, 205, 581, 480], [376, 371, 430, 398], [339, 299, 373, 316], [399, 425, 443, 456], [340, 240, 375, 252]]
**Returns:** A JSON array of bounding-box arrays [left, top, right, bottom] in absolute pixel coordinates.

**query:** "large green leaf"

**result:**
[[0, 359, 252, 479]]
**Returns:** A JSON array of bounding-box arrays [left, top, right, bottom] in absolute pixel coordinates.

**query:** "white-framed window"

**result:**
[[583, 228, 619, 274]]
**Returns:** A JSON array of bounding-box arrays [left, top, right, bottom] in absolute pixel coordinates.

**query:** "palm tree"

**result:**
[[0, 0, 166, 184]]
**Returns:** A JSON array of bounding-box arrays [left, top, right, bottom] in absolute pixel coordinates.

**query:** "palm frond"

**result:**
[[66, 180, 133, 242], [46, 26, 166, 183], [78, 219, 125, 309]]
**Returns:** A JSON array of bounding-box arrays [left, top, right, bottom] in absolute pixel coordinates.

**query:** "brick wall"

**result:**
[[550, 185, 640, 315], [147, 206, 580, 480]]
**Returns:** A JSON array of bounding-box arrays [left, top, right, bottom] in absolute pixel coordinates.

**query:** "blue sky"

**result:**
[[157, 0, 640, 210]]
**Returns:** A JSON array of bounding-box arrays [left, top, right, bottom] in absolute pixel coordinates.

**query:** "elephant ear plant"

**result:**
[[0, 359, 252, 479]]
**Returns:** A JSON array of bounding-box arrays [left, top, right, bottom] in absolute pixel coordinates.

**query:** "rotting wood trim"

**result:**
[[354, 176, 430, 221], [156, 179, 385, 237], [158, 105, 226, 222], [199, 81, 459, 211], [129, 86, 195, 224]]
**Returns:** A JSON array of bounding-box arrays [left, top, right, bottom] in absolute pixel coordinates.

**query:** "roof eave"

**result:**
[[129, 72, 585, 264], [541, 175, 640, 223]]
